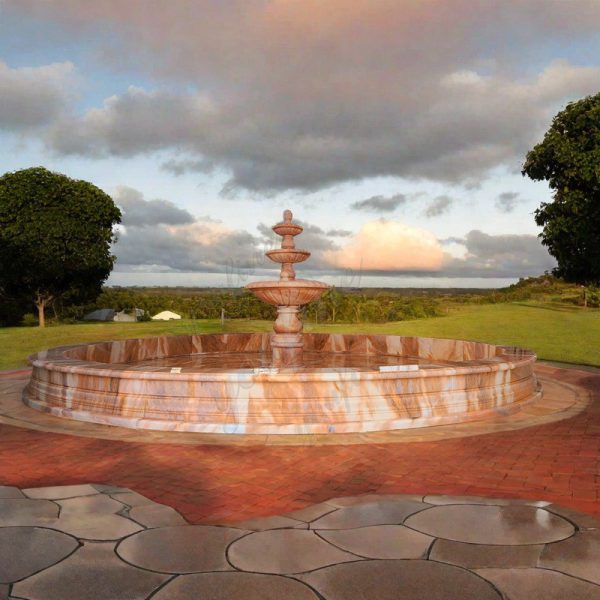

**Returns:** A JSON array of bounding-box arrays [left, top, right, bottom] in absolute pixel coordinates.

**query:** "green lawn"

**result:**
[[307, 303, 600, 366], [1, 302, 599, 370]]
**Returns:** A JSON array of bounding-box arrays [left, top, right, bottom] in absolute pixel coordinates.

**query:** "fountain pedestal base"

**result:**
[[271, 344, 303, 367], [272, 305, 303, 367]]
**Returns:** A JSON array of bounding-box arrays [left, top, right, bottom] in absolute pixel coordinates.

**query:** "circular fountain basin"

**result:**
[[24, 333, 539, 434]]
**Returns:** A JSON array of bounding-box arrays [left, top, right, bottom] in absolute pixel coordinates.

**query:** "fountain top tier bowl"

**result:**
[[23, 208, 540, 436]]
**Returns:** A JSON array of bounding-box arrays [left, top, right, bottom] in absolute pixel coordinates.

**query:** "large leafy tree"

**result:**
[[522, 92, 600, 285], [0, 167, 121, 327]]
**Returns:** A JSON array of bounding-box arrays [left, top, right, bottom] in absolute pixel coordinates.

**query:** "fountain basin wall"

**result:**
[[24, 333, 539, 434]]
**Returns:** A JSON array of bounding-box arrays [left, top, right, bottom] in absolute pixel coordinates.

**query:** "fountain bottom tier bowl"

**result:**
[[23, 333, 540, 434]]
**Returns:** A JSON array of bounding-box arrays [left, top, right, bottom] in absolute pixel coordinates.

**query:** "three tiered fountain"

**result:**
[[246, 209, 329, 367]]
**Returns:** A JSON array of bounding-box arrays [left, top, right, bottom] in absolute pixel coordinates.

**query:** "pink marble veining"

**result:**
[[24, 333, 539, 434]]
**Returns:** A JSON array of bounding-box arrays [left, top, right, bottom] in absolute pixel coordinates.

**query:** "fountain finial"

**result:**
[[283, 209, 293, 223]]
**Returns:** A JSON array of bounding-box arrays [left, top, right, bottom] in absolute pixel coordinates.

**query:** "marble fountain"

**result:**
[[24, 210, 540, 435]]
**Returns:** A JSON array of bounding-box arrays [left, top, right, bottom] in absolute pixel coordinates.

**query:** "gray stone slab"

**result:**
[[128, 504, 187, 528], [12, 541, 168, 600], [284, 502, 337, 522], [57, 494, 125, 515], [424, 495, 550, 507], [539, 529, 600, 584], [0, 498, 58, 527], [153, 572, 319, 599], [327, 493, 425, 507], [301, 559, 501, 600], [0, 487, 24, 499], [108, 491, 154, 507], [92, 484, 130, 494], [310, 499, 428, 530], [318, 525, 433, 559], [51, 513, 143, 541], [430, 538, 544, 568], [117, 525, 246, 573], [232, 514, 307, 531], [477, 567, 600, 600], [0, 526, 78, 584], [23, 485, 99, 500], [546, 504, 600, 530], [228, 529, 359, 574], [405, 504, 574, 545]]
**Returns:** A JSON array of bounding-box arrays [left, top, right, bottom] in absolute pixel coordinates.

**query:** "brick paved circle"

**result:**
[[0, 364, 598, 524]]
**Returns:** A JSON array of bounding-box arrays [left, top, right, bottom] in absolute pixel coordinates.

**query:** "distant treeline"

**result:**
[[2, 274, 597, 327], [58, 287, 444, 324], [58, 288, 277, 322], [60, 274, 595, 324]]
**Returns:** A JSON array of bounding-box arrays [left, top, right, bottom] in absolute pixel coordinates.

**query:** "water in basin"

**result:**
[[119, 351, 460, 373]]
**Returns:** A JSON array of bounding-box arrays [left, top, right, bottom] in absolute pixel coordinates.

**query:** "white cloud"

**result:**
[[36, 59, 600, 194], [424, 195, 454, 218], [47, 86, 217, 156], [442, 230, 556, 277], [351, 194, 408, 213], [4, 2, 600, 193], [109, 188, 556, 280], [0, 61, 77, 130], [495, 192, 522, 213], [111, 187, 261, 272], [114, 186, 194, 226]]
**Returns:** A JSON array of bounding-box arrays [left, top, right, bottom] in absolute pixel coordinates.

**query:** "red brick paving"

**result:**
[[1, 364, 599, 524]]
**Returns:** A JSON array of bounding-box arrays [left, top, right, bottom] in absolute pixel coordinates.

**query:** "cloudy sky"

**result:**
[[2, 1, 599, 288]]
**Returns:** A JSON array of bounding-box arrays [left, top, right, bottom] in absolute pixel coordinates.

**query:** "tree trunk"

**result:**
[[35, 293, 52, 328], [36, 297, 46, 328]]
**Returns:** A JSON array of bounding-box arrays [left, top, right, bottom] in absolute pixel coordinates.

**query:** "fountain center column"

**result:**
[[268, 211, 307, 367]]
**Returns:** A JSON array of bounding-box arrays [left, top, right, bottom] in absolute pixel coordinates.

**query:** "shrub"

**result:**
[[21, 313, 38, 327]]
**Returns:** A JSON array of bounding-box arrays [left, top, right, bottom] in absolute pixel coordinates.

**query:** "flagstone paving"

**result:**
[[1, 485, 600, 599]]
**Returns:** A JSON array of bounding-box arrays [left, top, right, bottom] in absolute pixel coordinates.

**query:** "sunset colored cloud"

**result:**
[[324, 220, 444, 272]]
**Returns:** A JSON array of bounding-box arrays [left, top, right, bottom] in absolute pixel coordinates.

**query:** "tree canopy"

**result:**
[[0, 167, 121, 326], [522, 92, 600, 285]]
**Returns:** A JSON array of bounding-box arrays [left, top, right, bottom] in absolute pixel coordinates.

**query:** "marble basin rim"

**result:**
[[23, 332, 540, 435]]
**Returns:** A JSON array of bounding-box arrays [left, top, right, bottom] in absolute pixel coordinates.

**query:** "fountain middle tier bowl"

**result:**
[[24, 333, 540, 435], [265, 248, 311, 264], [245, 279, 330, 306]]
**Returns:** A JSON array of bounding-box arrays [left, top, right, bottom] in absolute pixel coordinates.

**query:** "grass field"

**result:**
[[1, 302, 599, 370]]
